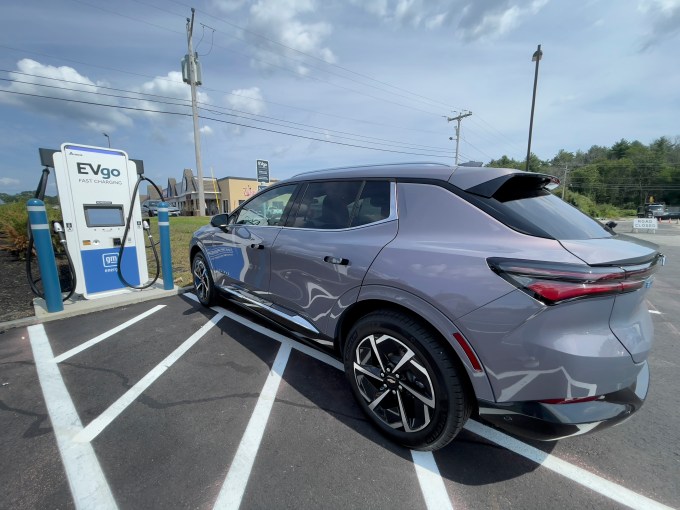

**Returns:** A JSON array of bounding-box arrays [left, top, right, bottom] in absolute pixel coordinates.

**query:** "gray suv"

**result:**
[[190, 163, 661, 450]]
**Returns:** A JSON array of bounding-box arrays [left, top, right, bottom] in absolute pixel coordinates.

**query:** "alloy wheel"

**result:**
[[193, 256, 210, 303], [352, 333, 436, 432]]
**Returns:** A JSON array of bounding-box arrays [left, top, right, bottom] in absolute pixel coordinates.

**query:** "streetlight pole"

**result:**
[[526, 44, 542, 172], [102, 132, 110, 148]]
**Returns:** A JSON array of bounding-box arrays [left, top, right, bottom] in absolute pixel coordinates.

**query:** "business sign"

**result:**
[[256, 159, 269, 183]]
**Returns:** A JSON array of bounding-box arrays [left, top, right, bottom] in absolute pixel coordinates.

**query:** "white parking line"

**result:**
[[28, 324, 118, 510], [213, 342, 292, 510], [74, 312, 224, 443], [412, 450, 454, 510], [53, 305, 165, 363], [184, 292, 675, 510], [183, 294, 453, 510], [464, 420, 674, 510]]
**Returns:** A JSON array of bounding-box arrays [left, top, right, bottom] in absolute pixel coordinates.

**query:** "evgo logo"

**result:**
[[102, 253, 118, 267]]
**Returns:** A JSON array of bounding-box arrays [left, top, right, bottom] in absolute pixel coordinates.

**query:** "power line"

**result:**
[[0, 89, 454, 159], [154, 0, 459, 112], [0, 44, 448, 137], [71, 0, 446, 118], [0, 71, 454, 153]]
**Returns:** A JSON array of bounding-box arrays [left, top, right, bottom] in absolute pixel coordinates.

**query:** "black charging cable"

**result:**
[[116, 175, 165, 289]]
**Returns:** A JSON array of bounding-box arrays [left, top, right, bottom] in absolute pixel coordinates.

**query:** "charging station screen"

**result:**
[[84, 205, 125, 227]]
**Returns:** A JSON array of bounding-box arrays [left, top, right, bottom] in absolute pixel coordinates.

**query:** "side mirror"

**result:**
[[605, 221, 617, 229], [210, 214, 229, 230]]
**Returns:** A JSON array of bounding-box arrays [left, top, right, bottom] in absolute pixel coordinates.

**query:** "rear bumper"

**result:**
[[477, 362, 649, 441]]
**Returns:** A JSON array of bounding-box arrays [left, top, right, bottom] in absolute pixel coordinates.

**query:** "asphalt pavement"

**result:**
[[0, 220, 678, 510]]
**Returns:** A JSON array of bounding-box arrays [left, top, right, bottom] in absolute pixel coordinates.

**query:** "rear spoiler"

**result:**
[[465, 172, 560, 198]]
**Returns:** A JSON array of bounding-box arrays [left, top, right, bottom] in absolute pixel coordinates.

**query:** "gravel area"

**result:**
[[0, 250, 35, 322], [0, 249, 74, 323]]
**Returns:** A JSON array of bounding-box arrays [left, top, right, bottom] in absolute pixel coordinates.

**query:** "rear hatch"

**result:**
[[454, 169, 662, 363], [559, 237, 661, 363]]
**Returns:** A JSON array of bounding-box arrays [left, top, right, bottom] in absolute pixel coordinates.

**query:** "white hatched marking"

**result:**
[[53, 305, 165, 363], [74, 312, 224, 443], [28, 324, 117, 509]]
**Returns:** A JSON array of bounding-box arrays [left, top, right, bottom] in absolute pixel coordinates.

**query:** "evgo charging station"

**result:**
[[53, 144, 148, 298]]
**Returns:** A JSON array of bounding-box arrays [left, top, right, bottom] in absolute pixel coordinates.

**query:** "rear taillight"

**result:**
[[488, 257, 661, 305]]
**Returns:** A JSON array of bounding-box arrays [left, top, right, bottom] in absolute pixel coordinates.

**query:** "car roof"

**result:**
[[285, 162, 535, 192]]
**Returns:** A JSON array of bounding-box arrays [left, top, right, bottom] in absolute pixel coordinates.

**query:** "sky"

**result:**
[[1, 0, 679, 195]]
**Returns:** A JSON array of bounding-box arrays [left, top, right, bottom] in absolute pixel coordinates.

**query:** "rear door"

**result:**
[[269, 179, 398, 339]]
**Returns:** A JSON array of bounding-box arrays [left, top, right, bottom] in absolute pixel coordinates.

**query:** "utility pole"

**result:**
[[447, 111, 472, 165], [186, 8, 206, 216], [561, 165, 568, 200]]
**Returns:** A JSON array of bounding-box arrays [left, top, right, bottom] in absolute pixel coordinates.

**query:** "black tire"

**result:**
[[192, 252, 216, 306], [343, 310, 471, 451], [647, 212, 654, 218]]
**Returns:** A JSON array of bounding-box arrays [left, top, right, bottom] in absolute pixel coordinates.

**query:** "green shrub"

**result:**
[[0, 202, 62, 258]]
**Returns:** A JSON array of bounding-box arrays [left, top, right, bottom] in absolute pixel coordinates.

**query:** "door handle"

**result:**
[[324, 256, 349, 265], [249, 243, 264, 250]]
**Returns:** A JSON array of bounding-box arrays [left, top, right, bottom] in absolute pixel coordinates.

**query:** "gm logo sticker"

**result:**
[[102, 253, 118, 268]]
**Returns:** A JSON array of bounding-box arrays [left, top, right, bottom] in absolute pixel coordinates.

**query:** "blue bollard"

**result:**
[[26, 199, 64, 312], [157, 202, 174, 290]]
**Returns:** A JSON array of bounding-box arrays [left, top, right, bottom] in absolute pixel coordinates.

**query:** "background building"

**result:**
[[147, 169, 276, 216]]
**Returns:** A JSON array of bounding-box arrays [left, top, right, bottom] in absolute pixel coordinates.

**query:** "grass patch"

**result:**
[[145, 215, 208, 287]]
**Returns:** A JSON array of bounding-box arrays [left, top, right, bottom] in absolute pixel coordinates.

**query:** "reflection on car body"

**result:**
[[190, 163, 661, 450]]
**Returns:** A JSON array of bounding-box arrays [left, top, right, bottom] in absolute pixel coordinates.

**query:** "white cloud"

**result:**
[[0, 177, 20, 186], [245, 0, 336, 75], [211, 0, 248, 12], [200, 125, 214, 135], [351, 0, 453, 30], [638, 0, 680, 49], [135, 71, 210, 119], [225, 87, 266, 135], [226, 86, 266, 115], [457, 0, 549, 42], [352, 0, 548, 38], [0, 59, 132, 132]]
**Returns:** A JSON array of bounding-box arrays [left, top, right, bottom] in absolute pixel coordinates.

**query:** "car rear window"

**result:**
[[468, 175, 612, 240]]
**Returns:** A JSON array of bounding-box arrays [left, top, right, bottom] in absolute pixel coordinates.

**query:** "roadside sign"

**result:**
[[256, 160, 269, 183], [633, 218, 658, 231]]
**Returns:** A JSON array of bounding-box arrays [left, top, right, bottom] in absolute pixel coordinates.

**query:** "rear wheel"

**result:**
[[192, 252, 216, 306], [344, 310, 471, 451]]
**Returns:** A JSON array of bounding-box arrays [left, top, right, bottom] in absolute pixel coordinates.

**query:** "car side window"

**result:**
[[289, 181, 362, 230], [349, 181, 391, 227], [234, 184, 297, 226]]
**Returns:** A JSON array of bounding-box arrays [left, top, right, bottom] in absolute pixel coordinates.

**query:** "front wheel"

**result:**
[[344, 311, 471, 451], [192, 252, 216, 306]]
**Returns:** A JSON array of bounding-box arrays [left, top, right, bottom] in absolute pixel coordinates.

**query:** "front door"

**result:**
[[208, 184, 298, 303]]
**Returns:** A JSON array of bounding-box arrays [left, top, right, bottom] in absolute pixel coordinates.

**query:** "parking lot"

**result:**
[[1, 221, 679, 510]]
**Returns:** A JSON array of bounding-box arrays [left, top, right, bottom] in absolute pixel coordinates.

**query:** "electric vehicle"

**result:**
[[142, 200, 181, 217], [190, 163, 662, 451]]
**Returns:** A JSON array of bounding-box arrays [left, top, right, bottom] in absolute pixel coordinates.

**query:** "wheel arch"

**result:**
[[335, 286, 495, 403]]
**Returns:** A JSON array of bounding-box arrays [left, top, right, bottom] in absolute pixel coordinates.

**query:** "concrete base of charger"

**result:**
[[33, 280, 188, 320]]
